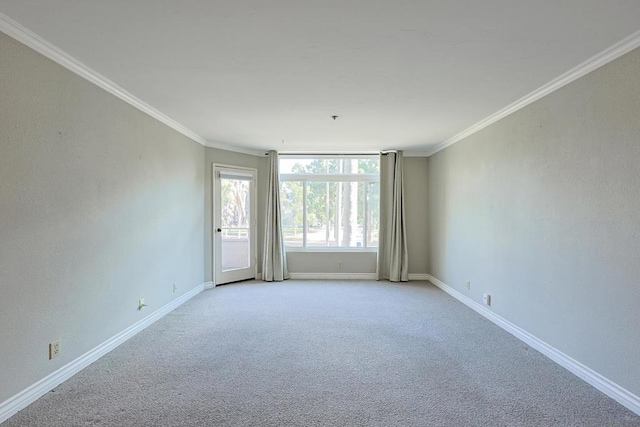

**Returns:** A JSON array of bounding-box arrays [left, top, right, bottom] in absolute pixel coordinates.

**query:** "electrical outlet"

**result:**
[[49, 340, 60, 359], [172, 283, 177, 293], [138, 298, 147, 310], [466, 281, 471, 290], [483, 293, 491, 306]]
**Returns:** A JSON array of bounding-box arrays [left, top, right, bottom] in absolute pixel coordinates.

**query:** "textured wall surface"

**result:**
[[286, 251, 378, 275], [428, 48, 640, 396], [404, 157, 429, 274], [0, 33, 205, 403]]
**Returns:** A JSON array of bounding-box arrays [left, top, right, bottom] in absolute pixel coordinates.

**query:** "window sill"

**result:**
[[285, 247, 378, 253]]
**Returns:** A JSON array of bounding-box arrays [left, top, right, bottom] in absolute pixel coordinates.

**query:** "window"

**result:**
[[279, 156, 379, 249]]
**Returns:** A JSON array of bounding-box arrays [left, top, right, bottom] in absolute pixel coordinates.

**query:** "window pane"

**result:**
[[220, 178, 250, 270], [367, 181, 380, 247], [307, 182, 337, 247], [279, 156, 379, 249], [280, 181, 303, 247], [280, 159, 337, 174], [339, 158, 358, 174], [358, 158, 380, 174], [280, 157, 378, 175], [336, 180, 362, 247]]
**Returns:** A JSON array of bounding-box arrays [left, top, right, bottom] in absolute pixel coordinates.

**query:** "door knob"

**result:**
[[216, 228, 222, 232]]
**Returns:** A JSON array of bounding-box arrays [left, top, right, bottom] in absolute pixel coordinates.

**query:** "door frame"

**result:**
[[212, 163, 258, 285]]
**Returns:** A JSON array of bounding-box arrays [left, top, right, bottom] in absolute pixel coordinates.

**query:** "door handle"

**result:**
[[216, 228, 222, 232]]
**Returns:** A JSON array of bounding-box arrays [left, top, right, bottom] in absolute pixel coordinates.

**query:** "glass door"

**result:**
[[214, 166, 256, 285]]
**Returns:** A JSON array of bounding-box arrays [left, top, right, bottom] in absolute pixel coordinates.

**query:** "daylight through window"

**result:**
[[279, 156, 379, 249]]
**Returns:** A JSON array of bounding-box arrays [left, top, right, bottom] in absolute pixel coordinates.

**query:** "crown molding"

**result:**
[[0, 12, 208, 147], [403, 151, 431, 158], [205, 140, 266, 157], [427, 30, 640, 157]]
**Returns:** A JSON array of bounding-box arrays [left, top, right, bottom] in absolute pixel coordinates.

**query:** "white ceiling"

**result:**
[[1, 1, 639, 155]]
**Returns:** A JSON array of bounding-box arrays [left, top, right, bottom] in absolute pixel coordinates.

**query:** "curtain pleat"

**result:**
[[377, 151, 409, 282], [262, 150, 290, 281]]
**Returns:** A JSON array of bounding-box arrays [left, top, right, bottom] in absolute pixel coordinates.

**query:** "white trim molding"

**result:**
[[403, 151, 431, 158], [427, 30, 640, 156], [0, 283, 205, 424], [203, 281, 216, 290], [0, 12, 208, 147], [205, 140, 264, 157], [426, 274, 640, 416], [289, 273, 377, 280], [288, 273, 429, 281]]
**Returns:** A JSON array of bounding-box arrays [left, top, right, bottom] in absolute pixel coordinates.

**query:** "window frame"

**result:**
[[279, 155, 380, 252]]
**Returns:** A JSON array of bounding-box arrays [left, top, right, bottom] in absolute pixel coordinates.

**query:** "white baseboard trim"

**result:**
[[426, 274, 640, 416], [203, 281, 215, 290], [289, 273, 377, 280], [288, 273, 429, 281], [0, 283, 205, 424]]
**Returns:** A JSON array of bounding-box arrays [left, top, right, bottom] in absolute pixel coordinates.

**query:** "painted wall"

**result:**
[[287, 251, 378, 276], [404, 157, 429, 275], [203, 147, 267, 281], [428, 48, 640, 396], [0, 33, 205, 403]]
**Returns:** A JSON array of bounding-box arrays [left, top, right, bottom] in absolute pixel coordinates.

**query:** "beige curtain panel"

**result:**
[[262, 150, 290, 281], [377, 150, 409, 282]]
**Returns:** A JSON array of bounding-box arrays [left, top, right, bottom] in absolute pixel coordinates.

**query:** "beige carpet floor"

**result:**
[[4, 280, 639, 426]]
